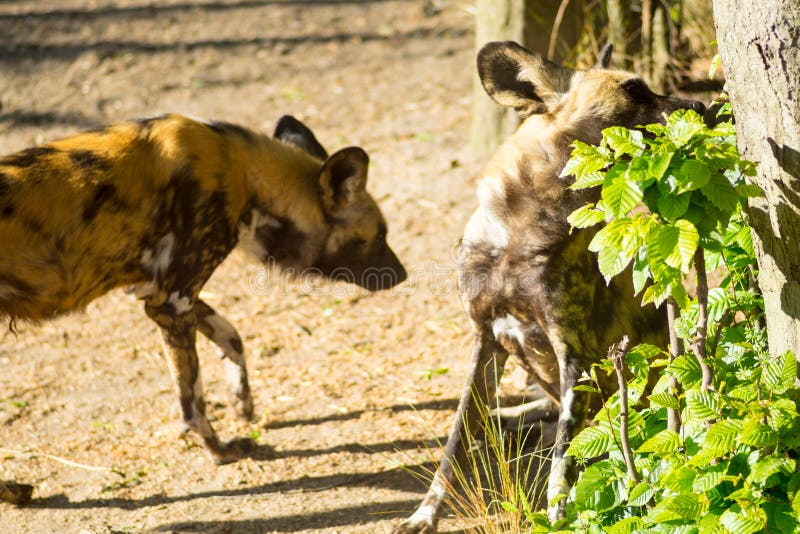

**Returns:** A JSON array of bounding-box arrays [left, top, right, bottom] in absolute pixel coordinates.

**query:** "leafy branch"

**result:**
[[558, 109, 800, 533]]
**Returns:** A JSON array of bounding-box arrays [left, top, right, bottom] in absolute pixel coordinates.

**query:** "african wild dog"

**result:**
[[395, 42, 705, 531], [0, 114, 406, 495]]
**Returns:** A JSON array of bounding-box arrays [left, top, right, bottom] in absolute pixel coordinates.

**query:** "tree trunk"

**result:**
[[470, 0, 525, 159], [470, 0, 582, 159], [649, 2, 670, 93], [606, 0, 631, 69], [712, 1, 800, 361]]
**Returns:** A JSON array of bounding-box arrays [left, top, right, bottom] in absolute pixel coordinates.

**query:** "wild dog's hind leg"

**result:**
[[394, 327, 509, 534], [546, 346, 591, 522], [195, 299, 253, 420], [144, 302, 254, 464]]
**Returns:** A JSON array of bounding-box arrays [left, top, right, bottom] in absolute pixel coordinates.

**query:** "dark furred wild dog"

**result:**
[[0, 114, 406, 488], [395, 42, 704, 532]]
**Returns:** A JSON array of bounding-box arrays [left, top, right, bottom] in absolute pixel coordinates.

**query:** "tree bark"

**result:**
[[712, 2, 800, 362], [470, 0, 582, 159], [606, 0, 631, 69], [471, 0, 525, 159]]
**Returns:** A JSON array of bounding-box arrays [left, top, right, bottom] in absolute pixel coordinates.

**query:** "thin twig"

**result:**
[[709, 311, 732, 359], [0, 447, 111, 472], [666, 300, 682, 433], [547, 0, 572, 61], [609, 336, 640, 484], [692, 249, 713, 392]]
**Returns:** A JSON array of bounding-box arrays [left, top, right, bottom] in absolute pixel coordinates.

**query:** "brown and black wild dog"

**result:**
[[395, 42, 705, 531], [0, 114, 406, 499]]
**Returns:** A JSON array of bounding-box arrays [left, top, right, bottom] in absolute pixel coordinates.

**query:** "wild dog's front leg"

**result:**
[[547, 355, 590, 523], [394, 328, 509, 534], [195, 299, 253, 420], [144, 302, 254, 464]]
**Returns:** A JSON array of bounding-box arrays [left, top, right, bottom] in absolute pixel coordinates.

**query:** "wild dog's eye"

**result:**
[[620, 78, 654, 101]]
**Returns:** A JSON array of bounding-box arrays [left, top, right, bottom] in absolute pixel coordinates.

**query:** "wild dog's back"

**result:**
[[0, 115, 247, 321]]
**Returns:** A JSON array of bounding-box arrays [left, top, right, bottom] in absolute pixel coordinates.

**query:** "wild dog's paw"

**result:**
[[392, 517, 437, 534], [0, 481, 34, 505], [210, 437, 257, 465]]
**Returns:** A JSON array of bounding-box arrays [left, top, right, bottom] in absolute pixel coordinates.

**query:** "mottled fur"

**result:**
[[396, 42, 704, 532], [0, 114, 405, 471]]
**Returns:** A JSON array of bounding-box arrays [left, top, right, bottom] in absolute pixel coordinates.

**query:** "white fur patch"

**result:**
[[559, 387, 574, 423], [469, 178, 509, 250], [168, 291, 193, 314], [547, 455, 571, 520], [492, 314, 526, 347], [408, 504, 436, 525], [237, 209, 282, 261], [141, 233, 176, 276]]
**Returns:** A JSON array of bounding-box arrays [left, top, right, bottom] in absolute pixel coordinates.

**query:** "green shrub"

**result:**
[[540, 108, 800, 533]]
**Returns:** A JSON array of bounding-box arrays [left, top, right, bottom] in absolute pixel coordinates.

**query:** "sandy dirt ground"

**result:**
[[0, 1, 534, 532]]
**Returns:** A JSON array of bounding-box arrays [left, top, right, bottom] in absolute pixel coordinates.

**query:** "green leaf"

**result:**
[[598, 245, 631, 283], [693, 462, 728, 492], [762, 351, 797, 395], [657, 192, 691, 222], [735, 183, 764, 198], [719, 505, 764, 534], [627, 156, 652, 185], [650, 152, 674, 180], [637, 429, 681, 453], [739, 419, 777, 448], [733, 224, 755, 258], [667, 354, 702, 388], [747, 455, 794, 485], [651, 223, 680, 269], [706, 287, 730, 322], [704, 419, 742, 454], [662, 466, 697, 493], [632, 249, 650, 295], [607, 517, 644, 534], [602, 163, 644, 218], [563, 141, 609, 180], [686, 390, 718, 421], [500, 500, 518, 513], [628, 481, 654, 506], [675, 160, 712, 194], [641, 281, 673, 308], [605, 126, 645, 156], [648, 392, 680, 409], [668, 110, 706, 147], [674, 219, 699, 271], [573, 461, 621, 512], [764, 502, 800, 534], [567, 425, 613, 459], [793, 487, 800, 516], [701, 173, 739, 212], [568, 203, 606, 229], [570, 171, 605, 190], [655, 493, 709, 521]]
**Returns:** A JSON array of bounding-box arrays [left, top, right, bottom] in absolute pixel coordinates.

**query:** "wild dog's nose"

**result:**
[[690, 101, 706, 115]]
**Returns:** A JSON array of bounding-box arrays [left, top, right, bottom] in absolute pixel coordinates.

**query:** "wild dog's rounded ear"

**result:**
[[274, 115, 329, 161], [596, 43, 613, 69], [319, 147, 369, 213], [477, 41, 575, 117]]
